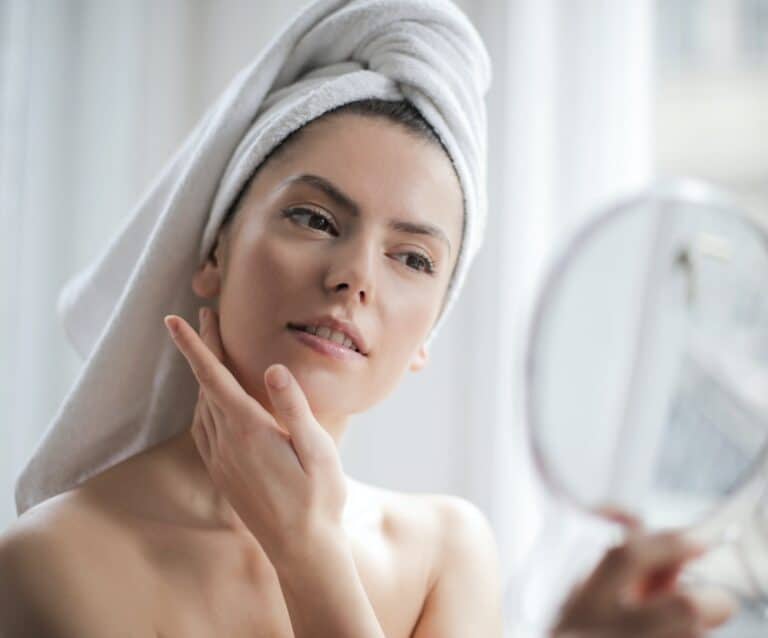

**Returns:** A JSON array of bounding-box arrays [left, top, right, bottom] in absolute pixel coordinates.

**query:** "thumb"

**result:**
[[264, 364, 323, 467], [685, 585, 739, 629]]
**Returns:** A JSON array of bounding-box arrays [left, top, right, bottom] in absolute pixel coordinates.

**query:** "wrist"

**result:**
[[270, 521, 385, 638], [268, 518, 348, 574]]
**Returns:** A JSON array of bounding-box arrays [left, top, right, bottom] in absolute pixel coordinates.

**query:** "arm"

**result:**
[[410, 496, 504, 638], [271, 522, 386, 638], [272, 495, 504, 638]]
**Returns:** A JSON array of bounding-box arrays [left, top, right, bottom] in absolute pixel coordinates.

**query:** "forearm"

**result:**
[[271, 525, 386, 638]]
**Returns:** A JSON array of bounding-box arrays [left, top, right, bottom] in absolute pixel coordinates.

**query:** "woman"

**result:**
[[2, 100, 502, 636], [0, 1, 735, 636]]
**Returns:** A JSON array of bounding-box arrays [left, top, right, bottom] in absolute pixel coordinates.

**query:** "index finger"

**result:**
[[165, 314, 251, 415], [625, 531, 708, 575], [595, 504, 644, 532], [590, 531, 708, 599]]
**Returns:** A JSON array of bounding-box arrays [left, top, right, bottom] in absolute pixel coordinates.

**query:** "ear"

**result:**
[[191, 231, 227, 300], [408, 343, 429, 373]]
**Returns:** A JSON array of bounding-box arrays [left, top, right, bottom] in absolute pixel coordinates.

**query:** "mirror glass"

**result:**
[[526, 182, 768, 534]]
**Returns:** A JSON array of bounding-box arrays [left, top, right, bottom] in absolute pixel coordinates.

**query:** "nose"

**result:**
[[323, 236, 376, 305]]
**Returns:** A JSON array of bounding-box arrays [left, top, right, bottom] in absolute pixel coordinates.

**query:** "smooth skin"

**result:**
[[0, 114, 500, 638], [0, 113, 735, 637]]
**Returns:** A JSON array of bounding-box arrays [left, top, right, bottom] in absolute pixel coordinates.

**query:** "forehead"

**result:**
[[258, 114, 464, 244]]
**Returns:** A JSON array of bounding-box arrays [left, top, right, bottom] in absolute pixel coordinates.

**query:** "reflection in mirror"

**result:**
[[527, 181, 768, 536]]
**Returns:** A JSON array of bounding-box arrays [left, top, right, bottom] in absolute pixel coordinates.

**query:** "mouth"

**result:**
[[287, 323, 368, 359]]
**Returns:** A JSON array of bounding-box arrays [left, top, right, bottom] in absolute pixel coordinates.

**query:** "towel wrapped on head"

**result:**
[[15, 0, 492, 515]]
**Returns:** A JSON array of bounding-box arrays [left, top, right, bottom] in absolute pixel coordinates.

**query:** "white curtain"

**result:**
[[464, 1, 652, 635], [0, 0, 309, 524], [0, 1, 651, 635]]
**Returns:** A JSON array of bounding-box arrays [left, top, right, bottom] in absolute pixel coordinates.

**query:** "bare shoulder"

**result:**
[[411, 492, 501, 586], [418, 493, 496, 535], [351, 480, 501, 583], [0, 492, 151, 637], [362, 485, 504, 637], [1, 488, 139, 561], [361, 482, 497, 554]]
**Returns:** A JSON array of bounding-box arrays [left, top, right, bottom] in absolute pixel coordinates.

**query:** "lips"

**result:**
[[289, 324, 361, 353], [286, 314, 369, 356], [288, 325, 367, 361]]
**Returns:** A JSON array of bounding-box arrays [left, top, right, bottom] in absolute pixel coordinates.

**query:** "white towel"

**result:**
[[15, 0, 491, 515]]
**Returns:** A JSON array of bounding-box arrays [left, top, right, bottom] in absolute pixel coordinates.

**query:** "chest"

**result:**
[[143, 529, 430, 638]]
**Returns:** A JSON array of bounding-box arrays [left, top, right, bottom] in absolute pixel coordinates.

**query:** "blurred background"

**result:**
[[1, 0, 767, 635]]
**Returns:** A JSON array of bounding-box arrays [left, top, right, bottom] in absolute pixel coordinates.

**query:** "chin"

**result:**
[[296, 371, 365, 417]]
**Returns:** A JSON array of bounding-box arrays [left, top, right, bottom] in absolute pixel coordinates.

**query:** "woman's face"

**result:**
[[193, 113, 463, 429]]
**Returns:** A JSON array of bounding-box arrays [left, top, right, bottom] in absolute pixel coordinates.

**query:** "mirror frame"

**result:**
[[523, 178, 768, 541]]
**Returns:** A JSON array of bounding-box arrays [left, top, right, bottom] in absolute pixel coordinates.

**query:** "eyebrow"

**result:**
[[281, 173, 451, 255]]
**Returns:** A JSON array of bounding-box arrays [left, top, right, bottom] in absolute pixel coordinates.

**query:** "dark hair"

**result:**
[[221, 98, 461, 228]]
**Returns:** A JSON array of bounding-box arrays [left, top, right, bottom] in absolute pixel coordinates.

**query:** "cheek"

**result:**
[[371, 289, 439, 382], [220, 244, 446, 417], [219, 236, 320, 398], [234, 236, 317, 305], [383, 277, 443, 338]]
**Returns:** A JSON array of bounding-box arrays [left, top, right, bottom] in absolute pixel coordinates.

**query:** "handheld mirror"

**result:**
[[525, 180, 768, 542]]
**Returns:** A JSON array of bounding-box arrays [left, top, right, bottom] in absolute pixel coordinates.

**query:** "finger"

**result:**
[[684, 585, 738, 629], [197, 308, 227, 427], [635, 563, 682, 600], [199, 307, 226, 364], [626, 531, 709, 577], [199, 386, 221, 458], [619, 593, 701, 636], [596, 504, 644, 533], [165, 314, 252, 419], [191, 389, 212, 461], [192, 417, 211, 463], [590, 532, 708, 597], [264, 363, 324, 469]]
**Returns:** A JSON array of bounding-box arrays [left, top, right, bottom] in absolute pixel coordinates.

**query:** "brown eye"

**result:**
[[284, 207, 338, 236], [394, 252, 437, 275]]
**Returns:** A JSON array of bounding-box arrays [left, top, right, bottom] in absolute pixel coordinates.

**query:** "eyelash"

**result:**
[[282, 207, 438, 276]]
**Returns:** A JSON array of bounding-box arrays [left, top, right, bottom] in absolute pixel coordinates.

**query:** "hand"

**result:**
[[551, 520, 737, 638], [164, 307, 348, 560]]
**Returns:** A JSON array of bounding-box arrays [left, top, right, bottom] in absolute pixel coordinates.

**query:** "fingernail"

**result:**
[[164, 315, 179, 336], [267, 364, 289, 390]]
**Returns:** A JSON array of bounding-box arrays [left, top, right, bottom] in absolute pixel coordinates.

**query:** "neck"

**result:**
[[161, 428, 249, 532], [158, 410, 351, 534]]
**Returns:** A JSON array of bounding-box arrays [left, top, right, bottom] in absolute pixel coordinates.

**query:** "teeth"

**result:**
[[297, 324, 360, 353]]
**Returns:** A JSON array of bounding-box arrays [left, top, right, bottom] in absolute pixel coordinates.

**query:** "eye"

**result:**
[[394, 252, 437, 275], [283, 207, 338, 236]]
